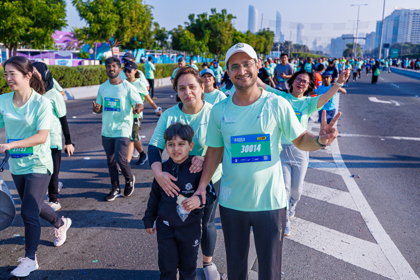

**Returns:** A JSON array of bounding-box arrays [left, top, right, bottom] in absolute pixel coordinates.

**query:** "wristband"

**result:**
[[316, 136, 327, 147], [198, 195, 205, 208], [335, 81, 344, 87], [155, 107, 162, 113]]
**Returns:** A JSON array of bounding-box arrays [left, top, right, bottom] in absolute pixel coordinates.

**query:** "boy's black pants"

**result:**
[[156, 218, 201, 280]]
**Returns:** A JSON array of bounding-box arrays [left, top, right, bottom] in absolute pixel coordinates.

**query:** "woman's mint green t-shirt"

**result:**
[[43, 88, 66, 150]]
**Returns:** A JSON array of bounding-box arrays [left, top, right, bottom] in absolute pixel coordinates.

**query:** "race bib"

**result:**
[[7, 139, 33, 158], [231, 134, 271, 163], [294, 111, 302, 122], [277, 77, 286, 82], [104, 97, 121, 112]]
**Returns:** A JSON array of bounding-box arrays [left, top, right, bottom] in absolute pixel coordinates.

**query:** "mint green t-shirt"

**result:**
[[171, 67, 180, 79], [129, 79, 149, 119], [95, 80, 142, 138], [266, 86, 322, 145], [149, 102, 222, 183], [43, 88, 67, 150], [120, 70, 149, 87], [204, 89, 227, 105], [205, 90, 306, 211], [0, 90, 53, 175], [190, 64, 199, 71], [210, 66, 223, 83], [145, 61, 155, 79], [220, 84, 236, 96], [53, 78, 63, 92]]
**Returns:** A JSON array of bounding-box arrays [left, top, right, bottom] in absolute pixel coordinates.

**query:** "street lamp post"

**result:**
[[351, 4, 368, 58], [378, 0, 386, 59]]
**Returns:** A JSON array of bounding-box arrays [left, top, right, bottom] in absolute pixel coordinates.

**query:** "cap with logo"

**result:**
[[225, 43, 258, 66], [124, 61, 138, 71]]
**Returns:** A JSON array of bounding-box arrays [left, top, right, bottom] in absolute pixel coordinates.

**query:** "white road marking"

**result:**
[[290, 218, 398, 279], [368, 97, 392, 104], [390, 100, 401, 106], [302, 182, 358, 211], [338, 133, 420, 141], [379, 77, 385, 81], [391, 83, 400, 88]]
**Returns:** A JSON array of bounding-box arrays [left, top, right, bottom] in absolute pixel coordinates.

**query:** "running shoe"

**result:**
[[124, 175, 135, 197], [10, 256, 39, 277], [132, 150, 140, 158], [105, 187, 121, 201], [53, 217, 72, 247], [284, 219, 291, 237], [289, 203, 296, 218], [203, 263, 221, 280], [48, 201, 62, 211], [137, 153, 148, 165]]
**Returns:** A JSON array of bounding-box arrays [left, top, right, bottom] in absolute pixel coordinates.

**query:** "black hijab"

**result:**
[[32, 62, 54, 92]]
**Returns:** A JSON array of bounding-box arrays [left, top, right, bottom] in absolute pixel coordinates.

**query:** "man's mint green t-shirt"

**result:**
[[0, 91, 53, 175], [171, 67, 180, 79], [145, 61, 155, 79], [204, 89, 227, 105], [129, 79, 149, 119], [190, 64, 199, 71], [43, 88, 67, 150], [53, 78, 63, 92], [210, 66, 223, 83], [266, 86, 321, 145], [206, 90, 306, 211], [95, 80, 142, 138], [149, 102, 222, 183]]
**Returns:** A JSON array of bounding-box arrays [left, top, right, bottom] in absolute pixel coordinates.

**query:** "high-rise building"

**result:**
[[330, 34, 353, 58], [248, 5, 258, 33], [365, 32, 376, 53], [276, 11, 284, 42], [297, 23, 304, 45], [375, 8, 420, 48]]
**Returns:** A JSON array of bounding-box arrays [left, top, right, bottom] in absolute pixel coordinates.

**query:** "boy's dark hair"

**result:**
[[164, 123, 194, 143], [280, 53, 288, 58], [105, 57, 121, 68], [317, 64, 325, 71]]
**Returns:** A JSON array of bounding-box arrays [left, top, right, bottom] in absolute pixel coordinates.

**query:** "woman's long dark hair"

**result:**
[[3, 57, 45, 94], [287, 70, 315, 96], [32, 62, 54, 92]]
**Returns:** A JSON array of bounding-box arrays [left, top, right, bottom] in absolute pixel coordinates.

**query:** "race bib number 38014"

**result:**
[[230, 134, 271, 163], [104, 97, 121, 112]]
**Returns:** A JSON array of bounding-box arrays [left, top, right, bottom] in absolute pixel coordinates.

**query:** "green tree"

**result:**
[[256, 28, 275, 55], [207, 9, 235, 58], [232, 29, 246, 45], [154, 22, 169, 49], [0, 0, 67, 57], [343, 43, 362, 57], [72, 0, 153, 56]]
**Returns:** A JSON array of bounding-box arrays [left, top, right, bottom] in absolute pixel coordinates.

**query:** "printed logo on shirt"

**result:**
[[222, 116, 236, 124], [199, 122, 207, 126], [163, 220, 170, 226], [257, 114, 264, 119], [193, 239, 200, 247], [185, 183, 193, 191], [220, 186, 232, 201]]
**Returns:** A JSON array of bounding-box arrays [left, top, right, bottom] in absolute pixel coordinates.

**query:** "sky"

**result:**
[[66, 0, 420, 47]]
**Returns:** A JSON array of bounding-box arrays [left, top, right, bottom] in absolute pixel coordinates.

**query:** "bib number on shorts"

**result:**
[[231, 134, 271, 163], [104, 97, 121, 112], [7, 139, 34, 158]]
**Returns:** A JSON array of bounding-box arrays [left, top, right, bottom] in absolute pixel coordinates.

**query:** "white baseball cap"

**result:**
[[225, 43, 258, 66]]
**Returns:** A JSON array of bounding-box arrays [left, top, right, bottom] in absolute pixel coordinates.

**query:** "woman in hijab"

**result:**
[[371, 60, 380, 85], [32, 62, 75, 211]]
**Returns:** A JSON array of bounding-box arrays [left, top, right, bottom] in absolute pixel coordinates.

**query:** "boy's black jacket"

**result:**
[[143, 156, 216, 228]]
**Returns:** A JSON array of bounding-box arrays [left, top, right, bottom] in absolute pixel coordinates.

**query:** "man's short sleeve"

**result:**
[[277, 98, 306, 142], [205, 104, 224, 148], [96, 85, 103, 105]]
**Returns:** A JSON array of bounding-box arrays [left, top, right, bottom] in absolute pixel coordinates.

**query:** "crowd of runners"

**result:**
[[4, 41, 394, 280]]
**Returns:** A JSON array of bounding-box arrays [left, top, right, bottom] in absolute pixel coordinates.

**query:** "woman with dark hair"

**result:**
[[371, 60, 380, 84], [200, 69, 227, 105], [258, 67, 350, 236], [148, 66, 223, 280], [32, 62, 75, 211], [0, 57, 72, 278]]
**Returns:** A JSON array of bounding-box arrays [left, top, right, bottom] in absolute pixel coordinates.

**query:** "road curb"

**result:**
[[63, 77, 172, 100], [390, 67, 420, 80]]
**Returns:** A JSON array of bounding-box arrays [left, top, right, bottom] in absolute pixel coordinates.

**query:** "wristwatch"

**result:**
[[155, 107, 162, 113]]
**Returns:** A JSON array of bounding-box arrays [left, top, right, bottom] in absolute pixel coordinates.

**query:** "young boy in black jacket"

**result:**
[[143, 123, 216, 280]]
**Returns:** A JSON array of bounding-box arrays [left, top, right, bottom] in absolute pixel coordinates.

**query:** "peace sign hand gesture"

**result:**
[[337, 63, 350, 84], [318, 110, 341, 146], [131, 103, 144, 114]]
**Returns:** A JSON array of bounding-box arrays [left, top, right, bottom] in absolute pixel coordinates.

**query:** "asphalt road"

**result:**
[[0, 70, 419, 280]]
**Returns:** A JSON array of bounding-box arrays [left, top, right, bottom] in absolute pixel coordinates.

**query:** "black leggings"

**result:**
[[147, 79, 155, 98], [220, 206, 287, 280], [102, 136, 133, 187], [48, 148, 62, 203], [12, 173, 63, 260], [201, 179, 220, 257]]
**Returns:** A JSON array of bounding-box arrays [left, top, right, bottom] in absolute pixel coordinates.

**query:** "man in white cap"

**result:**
[[193, 43, 341, 279]]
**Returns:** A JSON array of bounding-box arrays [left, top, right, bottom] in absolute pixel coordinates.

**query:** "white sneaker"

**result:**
[[48, 201, 62, 211], [132, 150, 140, 158], [10, 256, 39, 277], [203, 263, 221, 280], [52, 217, 72, 247]]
